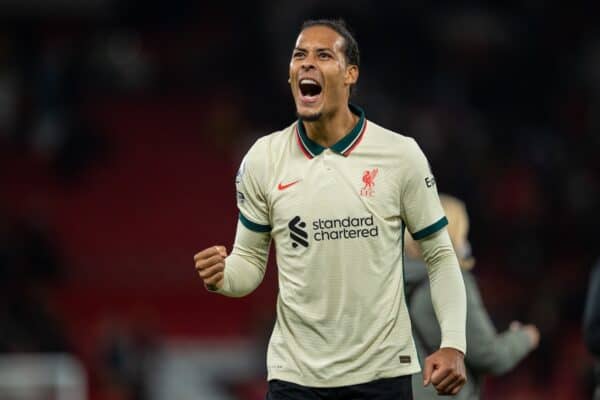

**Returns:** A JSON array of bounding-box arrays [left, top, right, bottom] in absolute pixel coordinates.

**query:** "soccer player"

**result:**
[[194, 18, 467, 399]]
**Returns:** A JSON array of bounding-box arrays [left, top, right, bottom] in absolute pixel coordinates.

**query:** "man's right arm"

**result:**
[[193, 219, 270, 297], [194, 137, 272, 296]]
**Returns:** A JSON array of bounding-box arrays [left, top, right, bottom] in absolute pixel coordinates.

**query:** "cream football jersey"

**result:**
[[235, 104, 448, 387]]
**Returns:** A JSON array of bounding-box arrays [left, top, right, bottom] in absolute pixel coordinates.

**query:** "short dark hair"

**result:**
[[300, 18, 360, 95]]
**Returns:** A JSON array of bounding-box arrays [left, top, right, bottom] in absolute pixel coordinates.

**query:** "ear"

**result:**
[[345, 65, 359, 86], [288, 77, 291, 84]]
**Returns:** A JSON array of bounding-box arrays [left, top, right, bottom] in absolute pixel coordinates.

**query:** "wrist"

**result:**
[[440, 347, 465, 358]]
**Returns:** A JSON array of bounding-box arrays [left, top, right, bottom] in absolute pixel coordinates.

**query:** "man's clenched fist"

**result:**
[[194, 246, 228, 290], [423, 347, 467, 395]]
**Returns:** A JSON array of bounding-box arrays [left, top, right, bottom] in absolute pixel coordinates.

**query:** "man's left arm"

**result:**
[[399, 138, 467, 395], [418, 228, 467, 395]]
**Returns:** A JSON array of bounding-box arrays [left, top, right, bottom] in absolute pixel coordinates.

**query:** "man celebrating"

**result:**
[[194, 19, 467, 399]]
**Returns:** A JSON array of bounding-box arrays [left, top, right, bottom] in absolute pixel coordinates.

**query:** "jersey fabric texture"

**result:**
[[235, 104, 448, 387]]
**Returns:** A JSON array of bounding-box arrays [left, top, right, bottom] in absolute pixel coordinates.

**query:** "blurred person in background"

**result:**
[[584, 258, 600, 400], [194, 18, 468, 399], [405, 193, 540, 399]]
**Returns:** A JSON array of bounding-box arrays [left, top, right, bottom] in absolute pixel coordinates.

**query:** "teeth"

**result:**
[[300, 79, 319, 85]]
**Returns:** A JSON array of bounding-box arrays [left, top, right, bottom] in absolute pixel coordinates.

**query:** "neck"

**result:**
[[303, 105, 358, 148]]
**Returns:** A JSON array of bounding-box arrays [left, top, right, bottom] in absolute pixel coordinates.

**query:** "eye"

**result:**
[[318, 52, 332, 60], [293, 51, 305, 59]]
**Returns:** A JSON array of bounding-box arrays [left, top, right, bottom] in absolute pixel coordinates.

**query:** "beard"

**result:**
[[297, 111, 322, 122]]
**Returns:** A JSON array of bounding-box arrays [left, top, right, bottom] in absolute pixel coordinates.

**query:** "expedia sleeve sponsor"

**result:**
[[401, 138, 446, 239]]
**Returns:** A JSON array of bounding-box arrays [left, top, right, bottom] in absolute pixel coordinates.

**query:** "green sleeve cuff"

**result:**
[[239, 213, 271, 233], [411, 216, 448, 240]]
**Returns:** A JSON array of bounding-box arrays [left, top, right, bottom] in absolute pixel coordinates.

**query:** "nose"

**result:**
[[301, 53, 317, 70], [301, 62, 315, 71]]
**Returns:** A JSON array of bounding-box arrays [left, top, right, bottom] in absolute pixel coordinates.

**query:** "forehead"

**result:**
[[295, 25, 345, 52]]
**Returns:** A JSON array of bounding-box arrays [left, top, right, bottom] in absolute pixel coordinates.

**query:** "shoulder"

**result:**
[[366, 120, 424, 161]]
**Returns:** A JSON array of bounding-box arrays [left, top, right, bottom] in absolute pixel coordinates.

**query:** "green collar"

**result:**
[[296, 104, 367, 158]]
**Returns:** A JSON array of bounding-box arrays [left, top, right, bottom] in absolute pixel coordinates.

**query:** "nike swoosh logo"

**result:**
[[277, 180, 301, 191]]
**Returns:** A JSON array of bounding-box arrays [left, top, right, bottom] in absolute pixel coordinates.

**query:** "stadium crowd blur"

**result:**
[[1, 1, 599, 399]]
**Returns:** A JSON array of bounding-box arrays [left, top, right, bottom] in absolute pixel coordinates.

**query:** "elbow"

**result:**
[[220, 285, 254, 298]]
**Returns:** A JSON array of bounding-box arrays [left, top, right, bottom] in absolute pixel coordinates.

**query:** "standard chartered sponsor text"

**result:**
[[312, 215, 379, 241]]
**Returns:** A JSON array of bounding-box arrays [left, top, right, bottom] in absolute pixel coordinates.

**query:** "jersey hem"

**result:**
[[267, 365, 421, 388], [411, 216, 448, 240]]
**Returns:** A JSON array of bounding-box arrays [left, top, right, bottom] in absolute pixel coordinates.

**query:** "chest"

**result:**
[[267, 150, 401, 227]]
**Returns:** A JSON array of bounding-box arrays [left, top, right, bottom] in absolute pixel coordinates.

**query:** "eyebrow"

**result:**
[[294, 47, 334, 53]]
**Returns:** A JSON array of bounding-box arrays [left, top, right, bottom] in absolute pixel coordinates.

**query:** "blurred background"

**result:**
[[0, 0, 598, 399]]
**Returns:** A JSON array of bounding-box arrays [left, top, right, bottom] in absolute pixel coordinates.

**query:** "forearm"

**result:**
[[214, 221, 270, 297], [419, 229, 467, 353]]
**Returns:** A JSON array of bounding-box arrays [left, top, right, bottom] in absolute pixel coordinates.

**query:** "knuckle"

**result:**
[[208, 273, 223, 284], [200, 264, 209, 271]]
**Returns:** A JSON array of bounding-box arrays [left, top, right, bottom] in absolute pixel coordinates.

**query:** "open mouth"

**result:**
[[299, 78, 322, 99]]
